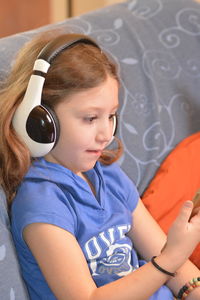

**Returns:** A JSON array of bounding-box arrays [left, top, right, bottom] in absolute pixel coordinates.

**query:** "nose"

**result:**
[[96, 120, 113, 144]]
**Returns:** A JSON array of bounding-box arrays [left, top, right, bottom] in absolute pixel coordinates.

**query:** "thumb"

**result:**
[[176, 201, 193, 224]]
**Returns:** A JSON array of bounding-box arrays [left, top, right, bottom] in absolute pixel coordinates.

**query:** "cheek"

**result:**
[[58, 118, 95, 147], [75, 131, 94, 146], [59, 128, 93, 149]]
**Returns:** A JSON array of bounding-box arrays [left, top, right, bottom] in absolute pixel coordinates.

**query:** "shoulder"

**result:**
[[100, 162, 136, 187], [11, 179, 77, 244], [100, 162, 139, 211], [13, 179, 67, 212]]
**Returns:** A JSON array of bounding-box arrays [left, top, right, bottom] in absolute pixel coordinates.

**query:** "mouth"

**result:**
[[86, 149, 103, 156]]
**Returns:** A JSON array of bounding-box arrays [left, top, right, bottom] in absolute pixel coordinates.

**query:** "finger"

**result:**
[[177, 201, 193, 223], [190, 207, 200, 220]]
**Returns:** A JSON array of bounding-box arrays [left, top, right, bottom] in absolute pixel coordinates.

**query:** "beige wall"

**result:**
[[50, 1, 126, 22], [71, 0, 125, 16], [50, 0, 69, 22]]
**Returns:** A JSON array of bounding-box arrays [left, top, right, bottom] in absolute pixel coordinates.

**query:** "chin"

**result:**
[[82, 162, 97, 172]]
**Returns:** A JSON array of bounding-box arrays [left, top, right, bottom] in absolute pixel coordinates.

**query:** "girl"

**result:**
[[0, 30, 200, 300]]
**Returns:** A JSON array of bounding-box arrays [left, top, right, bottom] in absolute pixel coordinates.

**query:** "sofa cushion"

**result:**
[[0, 188, 29, 299], [142, 132, 200, 268]]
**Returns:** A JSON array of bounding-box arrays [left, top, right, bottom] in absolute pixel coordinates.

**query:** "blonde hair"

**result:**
[[0, 30, 123, 205]]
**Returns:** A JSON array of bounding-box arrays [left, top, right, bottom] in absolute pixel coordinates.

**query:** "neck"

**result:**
[[79, 172, 96, 197]]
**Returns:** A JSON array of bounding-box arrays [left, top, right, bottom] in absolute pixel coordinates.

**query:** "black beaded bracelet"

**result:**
[[177, 277, 200, 299], [151, 256, 177, 277]]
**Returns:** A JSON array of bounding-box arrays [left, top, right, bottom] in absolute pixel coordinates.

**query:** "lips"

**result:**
[[86, 149, 102, 155]]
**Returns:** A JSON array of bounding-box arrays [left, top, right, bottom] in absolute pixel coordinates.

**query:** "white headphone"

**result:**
[[12, 34, 117, 157]]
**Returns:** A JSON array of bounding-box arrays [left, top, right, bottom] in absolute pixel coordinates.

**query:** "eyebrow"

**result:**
[[80, 105, 119, 112]]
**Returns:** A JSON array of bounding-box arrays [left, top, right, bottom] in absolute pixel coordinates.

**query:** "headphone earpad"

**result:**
[[113, 114, 117, 136], [26, 105, 60, 146], [106, 115, 118, 147]]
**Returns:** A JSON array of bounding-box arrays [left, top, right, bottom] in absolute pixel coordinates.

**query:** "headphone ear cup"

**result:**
[[112, 114, 117, 136], [12, 35, 101, 157], [26, 105, 60, 146], [106, 114, 118, 147]]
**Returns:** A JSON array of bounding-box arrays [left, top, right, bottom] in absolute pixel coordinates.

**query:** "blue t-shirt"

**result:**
[[11, 158, 173, 299]]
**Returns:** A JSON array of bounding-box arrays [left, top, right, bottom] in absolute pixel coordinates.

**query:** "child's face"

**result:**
[[45, 76, 119, 176]]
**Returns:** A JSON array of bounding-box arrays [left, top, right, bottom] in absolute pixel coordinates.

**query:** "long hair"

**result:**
[[0, 30, 123, 205]]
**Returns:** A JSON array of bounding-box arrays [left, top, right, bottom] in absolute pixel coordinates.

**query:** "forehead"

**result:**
[[57, 76, 119, 112]]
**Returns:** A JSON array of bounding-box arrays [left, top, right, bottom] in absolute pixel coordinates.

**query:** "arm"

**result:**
[[23, 197, 200, 300], [24, 222, 173, 300], [128, 199, 200, 299]]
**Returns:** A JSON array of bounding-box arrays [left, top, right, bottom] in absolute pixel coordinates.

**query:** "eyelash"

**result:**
[[84, 114, 116, 123], [84, 116, 97, 123]]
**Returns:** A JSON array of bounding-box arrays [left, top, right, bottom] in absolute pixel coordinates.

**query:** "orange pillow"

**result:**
[[142, 132, 200, 268]]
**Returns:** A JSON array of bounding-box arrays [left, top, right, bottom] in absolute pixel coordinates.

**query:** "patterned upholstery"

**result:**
[[0, 189, 28, 299], [1, 0, 200, 298]]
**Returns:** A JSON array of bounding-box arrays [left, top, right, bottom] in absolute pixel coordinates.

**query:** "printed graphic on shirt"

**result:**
[[84, 224, 137, 277]]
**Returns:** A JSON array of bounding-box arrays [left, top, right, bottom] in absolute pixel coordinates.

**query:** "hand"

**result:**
[[163, 201, 200, 265], [190, 206, 200, 220]]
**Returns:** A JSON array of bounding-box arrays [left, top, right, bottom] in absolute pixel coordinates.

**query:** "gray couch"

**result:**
[[1, 0, 200, 299]]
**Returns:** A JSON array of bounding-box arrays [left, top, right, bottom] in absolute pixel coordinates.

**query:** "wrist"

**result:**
[[151, 256, 177, 277], [154, 252, 180, 276], [160, 246, 189, 270], [177, 277, 200, 299]]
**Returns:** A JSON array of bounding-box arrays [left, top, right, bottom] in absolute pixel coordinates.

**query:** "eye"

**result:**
[[84, 116, 97, 123]]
